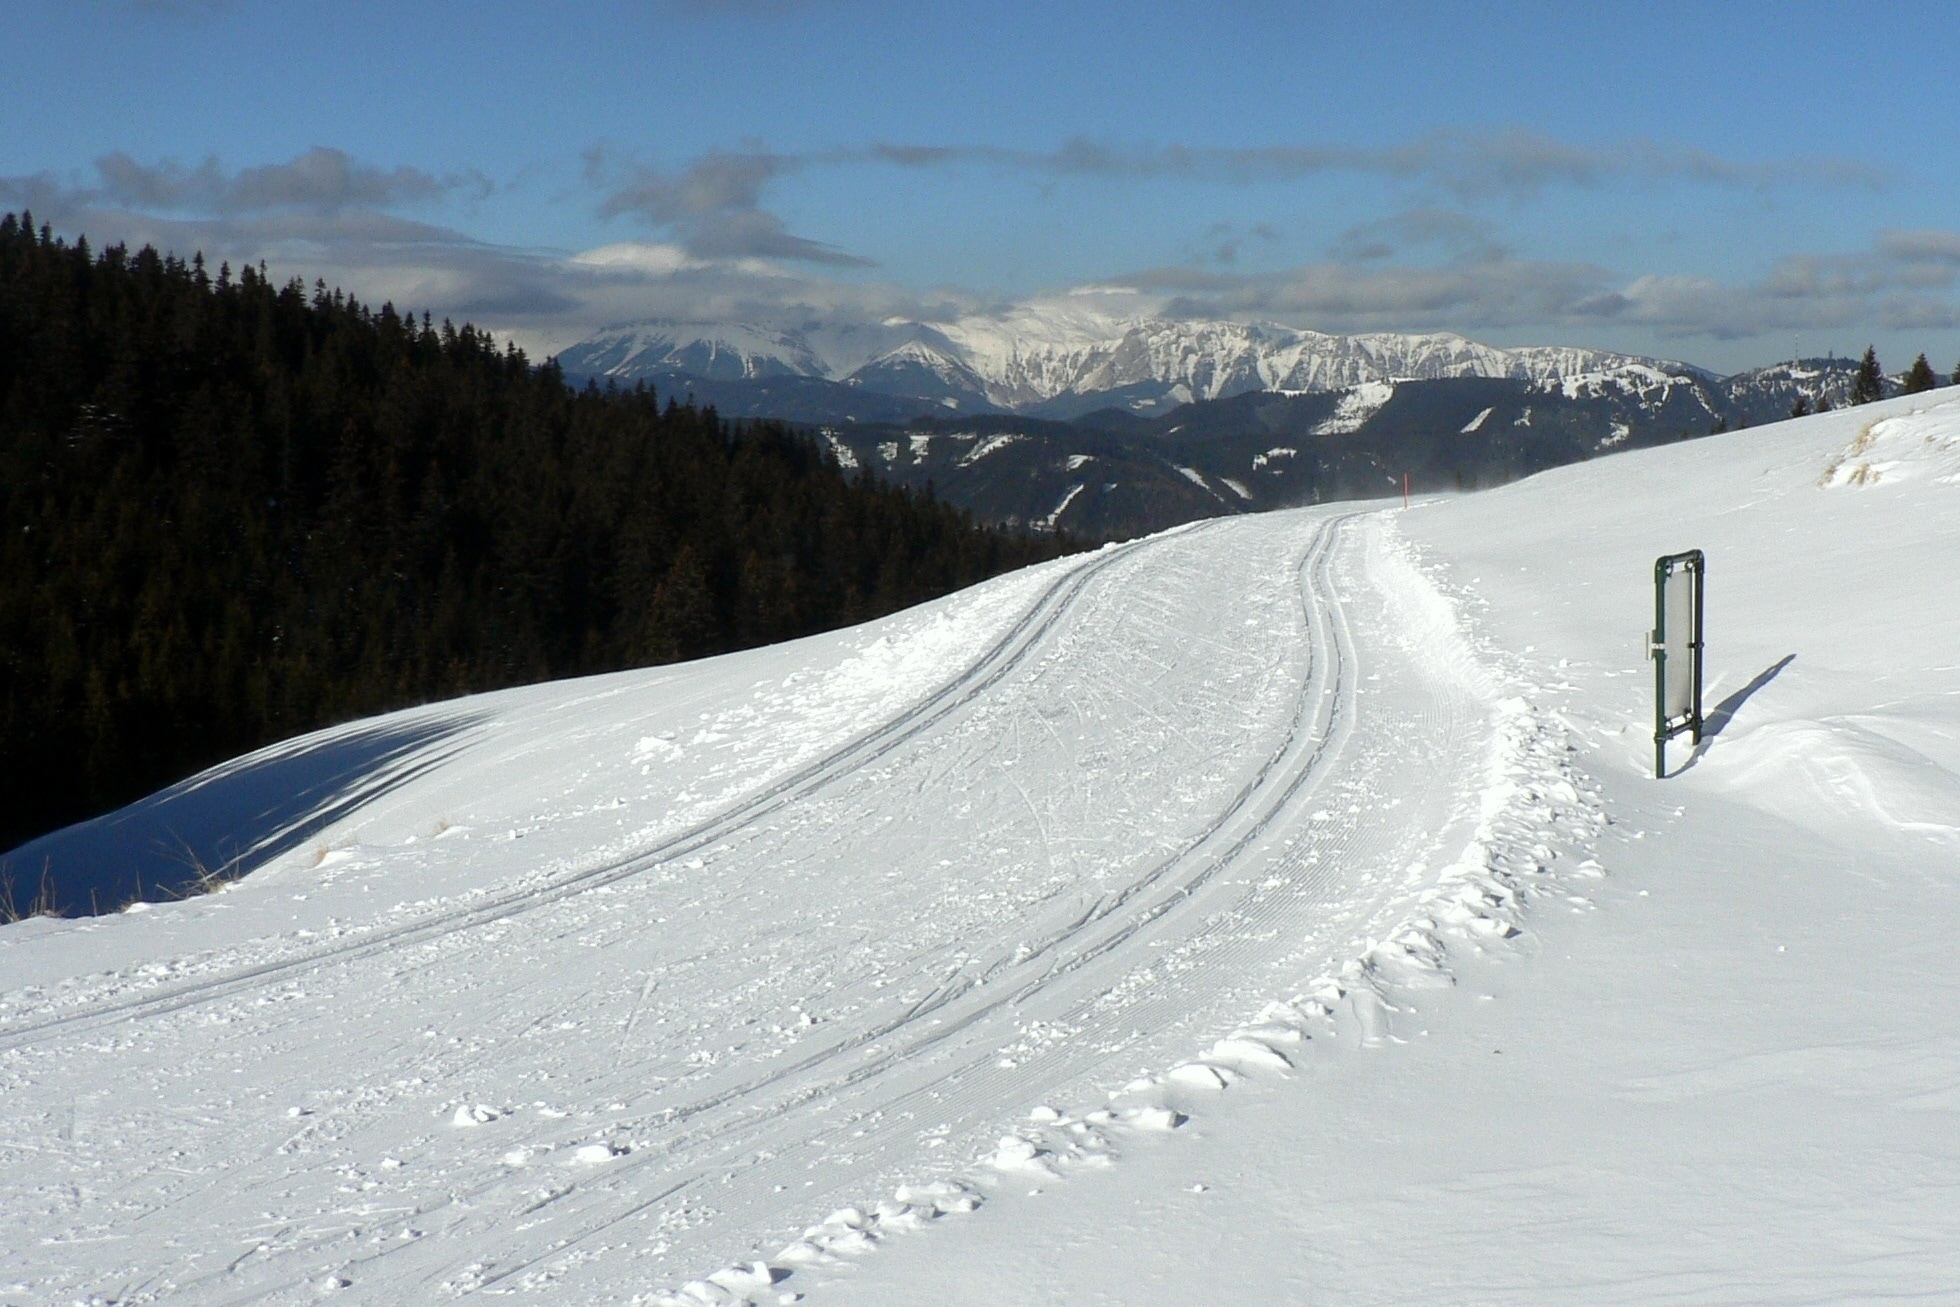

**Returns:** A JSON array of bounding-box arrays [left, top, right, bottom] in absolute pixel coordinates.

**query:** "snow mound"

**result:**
[[1703, 717, 1960, 845], [1821, 401, 1960, 487]]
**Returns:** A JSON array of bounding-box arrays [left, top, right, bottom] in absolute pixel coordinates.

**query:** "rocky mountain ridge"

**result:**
[[556, 311, 1679, 418]]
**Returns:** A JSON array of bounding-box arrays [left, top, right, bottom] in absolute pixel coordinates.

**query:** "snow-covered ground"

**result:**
[[3, 393, 1957, 1305]]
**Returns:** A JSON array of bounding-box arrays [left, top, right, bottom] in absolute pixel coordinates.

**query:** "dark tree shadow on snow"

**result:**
[[0, 711, 490, 917], [1672, 654, 1795, 775]]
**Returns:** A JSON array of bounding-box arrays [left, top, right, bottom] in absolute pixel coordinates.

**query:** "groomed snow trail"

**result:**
[[0, 506, 1504, 1305]]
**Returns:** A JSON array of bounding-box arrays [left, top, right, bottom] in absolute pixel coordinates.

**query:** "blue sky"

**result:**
[[5, 0, 1958, 371]]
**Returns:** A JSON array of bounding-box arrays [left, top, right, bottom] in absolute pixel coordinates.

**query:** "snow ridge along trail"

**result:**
[[2, 506, 1528, 1306]]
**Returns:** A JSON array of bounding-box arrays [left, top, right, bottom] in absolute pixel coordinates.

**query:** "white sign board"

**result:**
[[1651, 550, 1704, 776], [1661, 564, 1697, 720]]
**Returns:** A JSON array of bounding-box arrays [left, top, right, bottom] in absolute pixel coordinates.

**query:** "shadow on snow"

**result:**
[[1, 711, 489, 917], [1670, 654, 1796, 776]]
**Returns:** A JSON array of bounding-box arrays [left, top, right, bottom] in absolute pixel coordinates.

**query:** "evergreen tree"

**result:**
[[1789, 394, 1811, 419], [1815, 392, 1833, 413], [1902, 353, 1938, 394], [1851, 346, 1885, 404]]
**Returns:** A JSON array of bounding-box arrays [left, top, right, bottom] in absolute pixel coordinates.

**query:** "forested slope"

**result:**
[[0, 214, 1067, 868]]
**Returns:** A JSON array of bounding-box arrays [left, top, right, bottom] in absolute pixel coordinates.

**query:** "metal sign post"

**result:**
[[1648, 549, 1705, 777]]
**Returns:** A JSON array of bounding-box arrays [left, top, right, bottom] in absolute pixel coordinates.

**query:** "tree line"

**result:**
[[0, 213, 1074, 859], [1787, 346, 1951, 419]]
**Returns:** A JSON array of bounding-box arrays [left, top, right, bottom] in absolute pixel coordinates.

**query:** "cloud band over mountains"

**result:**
[[2, 133, 1951, 360]]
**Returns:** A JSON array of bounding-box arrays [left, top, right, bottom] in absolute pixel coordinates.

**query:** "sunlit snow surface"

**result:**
[[827, 394, 1960, 1306], [5, 394, 1959, 1305], [0, 504, 1555, 1305]]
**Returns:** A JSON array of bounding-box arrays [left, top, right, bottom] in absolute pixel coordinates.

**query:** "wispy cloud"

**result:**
[[867, 128, 1883, 200], [588, 148, 872, 266], [1327, 207, 1507, 263], [1123, 255, 1613, 333], [5, 139, 1950, 361], [3, 147, 487, 220], [575, 128, 1881, 283], [1112, 229, 1960, 341]]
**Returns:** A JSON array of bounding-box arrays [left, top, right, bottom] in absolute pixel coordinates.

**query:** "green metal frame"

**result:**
[[1651, 549, 1705, 777]]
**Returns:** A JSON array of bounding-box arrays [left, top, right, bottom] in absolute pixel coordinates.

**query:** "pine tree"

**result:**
[[1903, 353, 1938, 394], [1851, 346, 1885, 404], [1789, 394, 1811, 419]]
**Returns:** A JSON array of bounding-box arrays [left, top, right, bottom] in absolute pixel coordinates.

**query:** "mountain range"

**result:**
[[554, 308, 1909, 536], [555, 306, 1690, 419]]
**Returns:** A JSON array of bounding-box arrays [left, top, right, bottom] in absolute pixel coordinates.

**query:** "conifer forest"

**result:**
[[0, 214, 1071, 857]]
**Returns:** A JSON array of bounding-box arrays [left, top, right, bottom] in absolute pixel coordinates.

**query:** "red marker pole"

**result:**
[[1402, 472, 1410, 508]]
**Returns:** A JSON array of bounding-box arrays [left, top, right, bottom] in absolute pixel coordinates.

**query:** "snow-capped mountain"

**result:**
[[559, 321, 829, 381], [554, 307, 1685, 416]]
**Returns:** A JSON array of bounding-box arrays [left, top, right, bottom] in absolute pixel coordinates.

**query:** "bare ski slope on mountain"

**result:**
[[0, 485, 1595, 1304], [816, 395, 1960, 1305]]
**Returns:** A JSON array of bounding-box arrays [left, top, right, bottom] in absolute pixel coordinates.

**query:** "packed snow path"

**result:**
[[0, 507, 1508, 1305]]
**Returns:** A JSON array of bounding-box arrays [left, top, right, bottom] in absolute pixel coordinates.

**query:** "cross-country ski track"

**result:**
[[2, 504, 1605, 1306]]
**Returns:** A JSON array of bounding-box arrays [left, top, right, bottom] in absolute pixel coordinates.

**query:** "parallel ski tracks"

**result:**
[[5, 506, 1492, 1307], [424, 511, 1379, 1295], [0, 528, 1199, 1053]]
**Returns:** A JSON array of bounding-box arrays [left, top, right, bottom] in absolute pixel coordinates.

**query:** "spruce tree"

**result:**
[[1789, 394, 1811, 419], [1903, 353, 1938, 394], [1851, 346, 1885, 404]]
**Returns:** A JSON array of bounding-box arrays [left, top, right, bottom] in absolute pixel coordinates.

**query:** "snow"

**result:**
[[6, 393, 1958, 1305], [1460, 405, 1493, 433], [1036, 483, 1084, 529], [564, 312, 1685, 410], [1820, 405, 1960, 487], [813, 391, 1960, 1305], [821, 429, 858, 469], [1549, 362, 1691, 403], [955, 432, 1022, 466], [1311, 379, 1397, 435]]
